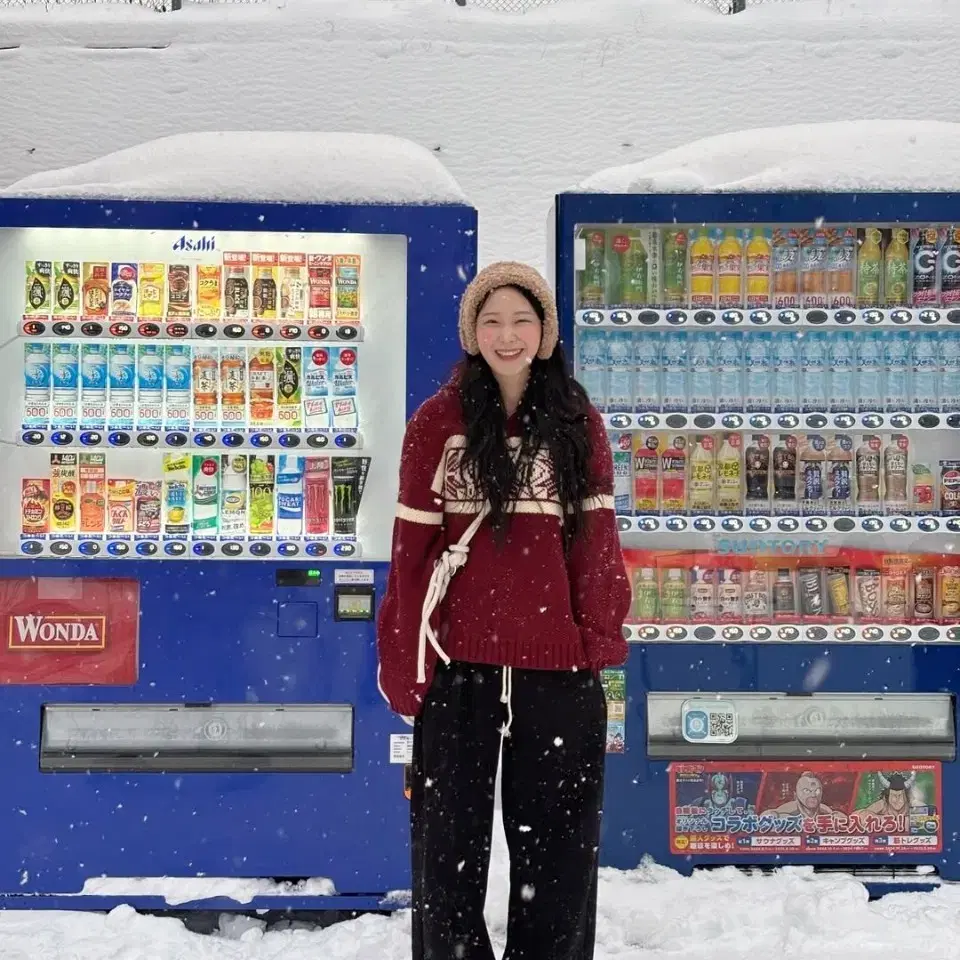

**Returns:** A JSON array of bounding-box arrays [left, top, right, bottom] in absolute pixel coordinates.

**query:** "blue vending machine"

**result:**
[[0, 187, 476, 911], [556, 191, 960, 888]]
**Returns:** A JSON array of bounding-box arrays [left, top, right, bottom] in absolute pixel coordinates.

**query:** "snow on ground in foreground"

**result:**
[[575, 120, 960, 195], [3, 132, 468, 206], [2, 814, 960, 960]]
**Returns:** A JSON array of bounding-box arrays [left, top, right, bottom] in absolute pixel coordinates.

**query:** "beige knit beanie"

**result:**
[[458, 261, 559, 361]]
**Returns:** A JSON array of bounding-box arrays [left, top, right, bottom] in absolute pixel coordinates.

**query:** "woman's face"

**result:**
[[475, 286, 542, 380]]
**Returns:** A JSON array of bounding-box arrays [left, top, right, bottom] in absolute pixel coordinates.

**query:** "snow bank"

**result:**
[[575, 120, 960, 195], [1, 132, 468, 206], [79, 875, 335, 906]]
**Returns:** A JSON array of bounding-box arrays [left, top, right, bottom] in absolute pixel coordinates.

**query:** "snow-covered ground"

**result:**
[[3, 814, 960, 960], [0, 0, 957, 267], [2, 1, 960, 957]]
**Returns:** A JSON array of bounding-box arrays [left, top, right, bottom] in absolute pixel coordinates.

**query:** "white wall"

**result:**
[[0, 0, 953, 269]]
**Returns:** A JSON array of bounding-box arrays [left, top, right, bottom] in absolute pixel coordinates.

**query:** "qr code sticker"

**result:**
[[709, 712, 736, 739]]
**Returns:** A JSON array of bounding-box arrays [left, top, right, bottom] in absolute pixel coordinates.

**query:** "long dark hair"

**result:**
[[457, 286, 593, 550]]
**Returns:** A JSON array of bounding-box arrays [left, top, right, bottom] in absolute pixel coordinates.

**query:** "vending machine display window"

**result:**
[[2, 226, 408, 562], [562, 205, 960, 645]]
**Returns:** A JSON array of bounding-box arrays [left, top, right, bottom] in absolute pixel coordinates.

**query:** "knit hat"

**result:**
[[458, 261, 559, 361]]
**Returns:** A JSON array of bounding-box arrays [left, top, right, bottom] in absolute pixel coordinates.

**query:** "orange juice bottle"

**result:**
[[717, 228, 744, 309], [746, 228, 772, 309], [689, 229, 717, 308]]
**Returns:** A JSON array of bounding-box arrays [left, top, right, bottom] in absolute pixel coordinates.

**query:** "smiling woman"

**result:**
[[376, 260, 631, 960]]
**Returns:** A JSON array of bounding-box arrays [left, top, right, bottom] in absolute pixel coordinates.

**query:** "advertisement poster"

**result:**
[[669, 761, 941, 855], [601, 668, 625, 754], [0, 577, 138, 684]]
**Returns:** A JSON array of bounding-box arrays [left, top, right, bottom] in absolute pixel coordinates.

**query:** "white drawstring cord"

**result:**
[[499, 666, 514, 738], [416, 503, 491, 684]]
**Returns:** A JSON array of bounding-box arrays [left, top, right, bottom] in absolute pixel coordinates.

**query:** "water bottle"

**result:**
[[856, 331, 884, 413], [940, 330, 960, 412], [772, 331, 799, 413], [828, 331, 856, 413], [634, 330, 661, 412], [716, 331, 743, 412], [912, 330, 940, 413], [661, 332, 689, 413], [688, 334, 716, 413], [744, 332, 771, 413], [577, 329, 608, 411], [606, 330, 635, 413], [883, 330, 911, 413], [800, 331, 828, 413]]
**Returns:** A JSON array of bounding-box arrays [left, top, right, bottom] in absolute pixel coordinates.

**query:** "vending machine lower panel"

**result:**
[[600, 643, 957, 886], [0, 559, 411, 911]]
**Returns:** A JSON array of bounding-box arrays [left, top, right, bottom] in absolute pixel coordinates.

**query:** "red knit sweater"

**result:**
[[376, 382, 631, 718]]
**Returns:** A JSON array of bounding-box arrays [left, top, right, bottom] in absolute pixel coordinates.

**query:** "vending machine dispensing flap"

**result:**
[[647, 692, 955, 760], [40, 703, 353, 773]]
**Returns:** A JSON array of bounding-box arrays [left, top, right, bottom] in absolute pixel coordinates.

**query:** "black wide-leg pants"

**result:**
[[411, 660, 607, 960]]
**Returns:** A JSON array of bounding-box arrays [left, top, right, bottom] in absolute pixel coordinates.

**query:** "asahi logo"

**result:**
[[171, 234, 216, 253], [8, 614, 106, 651]]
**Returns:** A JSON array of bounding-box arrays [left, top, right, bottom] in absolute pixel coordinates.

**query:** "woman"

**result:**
[[377, 261, 631, 960]]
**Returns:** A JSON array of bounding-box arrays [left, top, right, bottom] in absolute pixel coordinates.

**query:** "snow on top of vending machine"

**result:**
[[572, 120, 960, 195], [1, 131, 468, 206]]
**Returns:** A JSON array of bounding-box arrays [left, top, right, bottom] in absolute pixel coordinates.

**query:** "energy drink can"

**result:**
[[826, 567, 852, 618], [855, 568, 882, 621], [798, 567, 825, 617]]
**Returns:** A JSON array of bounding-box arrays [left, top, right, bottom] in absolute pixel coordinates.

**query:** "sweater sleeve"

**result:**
[[567, 408, 631, 672], [376, 400, 449, 718]]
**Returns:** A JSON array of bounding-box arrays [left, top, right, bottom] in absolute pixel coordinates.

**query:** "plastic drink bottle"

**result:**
[[606, 330, 634, 413], [616, 231, 648, 307], [579, 229, 607, 308], [911, 330, 940, 412], [689, 229, 717, 308], [883, 330, 911, 413], [662, 231, 688, 308], [717, 228, 744, 309], [772, 332, 799, 412], [746, 228, 772, 309], [828, 331, 856, 413], [940, 330, 960, 412], [800, 332, 827, 413], [634, 331, 661, 412], [577, 329, 608, 411], [856, 332, 884, 412], [857, 228, 883, 308], [716, 332, 743, 412], [744, 332, 771, 412], [688, 335, 716, 413], [884, 228, 910, 306], [661, 333, 688, 413]]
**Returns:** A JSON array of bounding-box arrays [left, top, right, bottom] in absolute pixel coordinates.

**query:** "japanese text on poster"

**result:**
[[669, 761, 941, 855]]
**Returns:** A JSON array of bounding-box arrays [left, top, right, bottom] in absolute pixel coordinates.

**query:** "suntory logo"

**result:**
[[8, 615, 106, 651]]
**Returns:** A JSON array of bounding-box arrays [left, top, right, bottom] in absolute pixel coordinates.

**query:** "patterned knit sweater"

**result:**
[[376, 382, 631, 718]]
